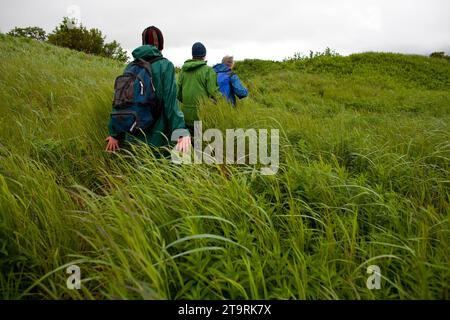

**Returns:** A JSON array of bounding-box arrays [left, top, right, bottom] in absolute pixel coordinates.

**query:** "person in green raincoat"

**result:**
[[177, 42, 220, 135], [106, 26, 190, 153]]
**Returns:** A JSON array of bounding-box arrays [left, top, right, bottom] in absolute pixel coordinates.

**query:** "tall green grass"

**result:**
[[0, 34, 449, 299]]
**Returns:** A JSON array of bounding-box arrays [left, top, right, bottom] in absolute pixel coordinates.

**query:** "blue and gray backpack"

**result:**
[[110, 57, 163, 136]]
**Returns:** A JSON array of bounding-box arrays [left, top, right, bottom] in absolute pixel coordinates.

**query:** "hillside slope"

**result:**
[[0, 34, 449, 300]]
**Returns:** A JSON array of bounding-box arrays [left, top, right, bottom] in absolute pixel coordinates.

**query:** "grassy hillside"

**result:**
[[0, 34, 449, 299]]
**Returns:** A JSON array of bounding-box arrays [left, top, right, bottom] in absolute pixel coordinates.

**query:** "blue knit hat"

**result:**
[[192, 42, 207, 58]]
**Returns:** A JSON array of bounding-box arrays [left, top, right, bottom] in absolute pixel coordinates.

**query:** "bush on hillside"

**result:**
[[7, 26, 47, 41], [284, 47, 341, 62], [47, 17, 128, 63], [430, 51, 450, 61]]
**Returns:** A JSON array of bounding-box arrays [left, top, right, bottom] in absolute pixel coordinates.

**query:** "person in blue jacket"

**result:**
[[213, 56, 248, 106]]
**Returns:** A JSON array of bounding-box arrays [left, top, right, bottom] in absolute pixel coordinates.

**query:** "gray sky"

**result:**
[[1, 0, 449, 66]]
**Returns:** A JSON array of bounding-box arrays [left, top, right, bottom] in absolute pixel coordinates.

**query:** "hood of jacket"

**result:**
[[213, 63, 231, 74], [182, 59, 207, 72], [132, 45, 163, 61]]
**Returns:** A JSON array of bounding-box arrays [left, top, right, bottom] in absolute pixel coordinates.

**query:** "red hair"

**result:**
[[142, 26, 164, 51]]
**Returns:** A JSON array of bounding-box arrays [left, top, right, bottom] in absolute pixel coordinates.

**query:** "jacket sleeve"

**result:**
[[206, 68, 221, 101], [162, 62, 187, 136], [231, 74, 249, 99], [177, 71, 183, 103], [108, 118, 116, 137], [108, 115, 125, 140]]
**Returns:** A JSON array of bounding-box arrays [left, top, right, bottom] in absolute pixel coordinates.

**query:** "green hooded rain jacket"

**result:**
[[177, 59, 220, 126], [108, 45, 187, 147]]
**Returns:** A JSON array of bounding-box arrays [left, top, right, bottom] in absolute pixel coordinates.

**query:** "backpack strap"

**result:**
[[139, 57, 165, 122], [137, 58, 152, 77], [130, 56, 165, 76], [135, 57, 165, 93]]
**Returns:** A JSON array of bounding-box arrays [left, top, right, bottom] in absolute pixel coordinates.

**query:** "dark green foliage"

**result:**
[[102, 40, 128, 64], [430, 51, 450, 62], [285, 47, 341, 61], [7, 26, 47, 41], [47, 17, 128, 63]]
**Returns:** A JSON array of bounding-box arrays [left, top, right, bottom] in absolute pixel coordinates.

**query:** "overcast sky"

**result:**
[[1, 0, 449, 66]]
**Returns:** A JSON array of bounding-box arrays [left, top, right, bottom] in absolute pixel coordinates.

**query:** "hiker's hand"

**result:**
[[176, 136, 191, 153], [105, 136, 120, 152]]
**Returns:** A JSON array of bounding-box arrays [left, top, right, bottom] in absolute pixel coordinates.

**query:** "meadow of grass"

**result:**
[[0, 34, 449, 299]]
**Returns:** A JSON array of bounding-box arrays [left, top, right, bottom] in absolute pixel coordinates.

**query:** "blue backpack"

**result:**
[[110, 57, 163, 135]]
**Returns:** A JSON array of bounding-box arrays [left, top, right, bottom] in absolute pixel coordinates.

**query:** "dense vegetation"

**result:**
[[0, 34, 449, 299]]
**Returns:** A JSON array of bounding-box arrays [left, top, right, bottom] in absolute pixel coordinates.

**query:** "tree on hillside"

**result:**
[[102, 40, 128, 63], [430, 52, 450, 61], [47, 17, 128, 63], [47, 17, 104, 55], [7, 26, 47, 41]]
